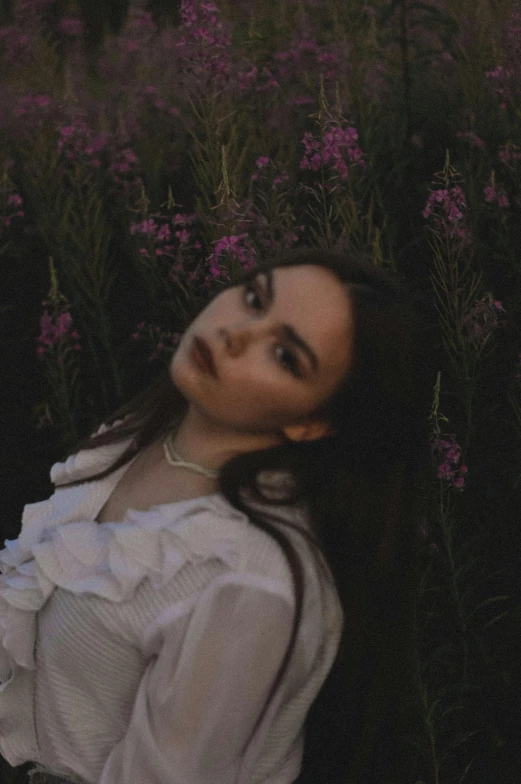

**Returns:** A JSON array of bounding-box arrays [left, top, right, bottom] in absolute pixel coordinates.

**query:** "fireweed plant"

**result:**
[[1, 0, 520, 782]]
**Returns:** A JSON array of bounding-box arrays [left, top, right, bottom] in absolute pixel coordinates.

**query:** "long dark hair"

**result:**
[[56, 246, 435, 782]]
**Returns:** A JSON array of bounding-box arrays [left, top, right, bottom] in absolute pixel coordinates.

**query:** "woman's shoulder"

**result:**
[[50, 416, 135, 487]]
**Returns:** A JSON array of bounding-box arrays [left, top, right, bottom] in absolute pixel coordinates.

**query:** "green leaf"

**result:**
[[458, 757, 477, 784], [467, 595, 510, 622], [482, 611, 510, 630]]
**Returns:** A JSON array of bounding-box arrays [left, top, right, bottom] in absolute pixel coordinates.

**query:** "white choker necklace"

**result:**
[[162, 431, 220, 479]]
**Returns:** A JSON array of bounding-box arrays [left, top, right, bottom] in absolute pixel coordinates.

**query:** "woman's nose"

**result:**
[[219, 322, 262, 357]]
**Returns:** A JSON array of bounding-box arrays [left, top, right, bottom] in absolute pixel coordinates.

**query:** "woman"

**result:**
[[0, 246, 433, 784]]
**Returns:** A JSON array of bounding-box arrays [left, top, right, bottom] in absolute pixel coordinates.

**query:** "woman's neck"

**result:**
[[169, 408, 283, 471]]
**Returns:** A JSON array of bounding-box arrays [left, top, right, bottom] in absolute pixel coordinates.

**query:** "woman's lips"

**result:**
[[192, 337, 218, 378]]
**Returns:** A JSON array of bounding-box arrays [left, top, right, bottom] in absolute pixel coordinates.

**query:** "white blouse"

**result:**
[[0, 420, 344, 784]]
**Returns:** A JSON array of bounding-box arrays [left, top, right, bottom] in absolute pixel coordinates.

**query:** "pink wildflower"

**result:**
[[156, 224, 171, 242], [175, 228, 191, 246], [208, 233, 256, 281], [58, 17, 83, 36], [37, 306, 81, 360], [484, 183, 509, 208], [430, 433, 468, 491], [462, 293, 506, 349], [456, 131, 485, 151], [499, 143, 521, 165], [423, 169, 471, 246], [300, 125, 365, 182]]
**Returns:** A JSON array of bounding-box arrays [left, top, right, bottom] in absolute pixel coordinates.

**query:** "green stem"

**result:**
[[320, 167, 331, 244], [48, 354, 78, 447], [440, 499, 470, 683], [95, 304, 124, 404], [83, 329, 110, 414], [416, 655, 440, 784]]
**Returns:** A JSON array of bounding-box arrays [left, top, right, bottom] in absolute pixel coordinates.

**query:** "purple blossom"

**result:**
[[175, 228, 191, 246], [299, 125, 365, 181], [418, 517, 440, 553], [237, 34, 347, 103], [423, 174, 471, 246], [130, 321, 181, 362], [176, 0, 231, 90], [456, 131, 485, 151], [130, 218, 159, 237], [462, 293, 506, 349], [173, 212, 197, 227], [57, 122, 110, 169], [430, 433, 468, 491], [484, 184, 510, 208], [13, 93, 51, 117], [58, 18, 83, 36], [486, 11, 521, 110], [37, 306, 82, 363], [130, 210, 201, 278], [156, 223, 171, 242], [208, 233, 256, 281], [108, 147, 142, 191], [499, 142, 521, 166], [1, 191, 25, 231]]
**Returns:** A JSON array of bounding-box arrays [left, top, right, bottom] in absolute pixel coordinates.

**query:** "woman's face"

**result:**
[[170, 264, 355, 438]]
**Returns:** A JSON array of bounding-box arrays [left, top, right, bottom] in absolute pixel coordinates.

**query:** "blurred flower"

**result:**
[[129, 209, 201, 275], [13, 93, 51, 117], [430, 433, 468, 491], [418, 516, 440, 553], [484, 184, 510, 208], [456, 131, 485, 151], [1, 190, 25, 232], [37, 304, 82, 366], [300, 124, 365, 181], [207, 233, 256, 281], [485, 11, 521, 110], [130, 321, 181, 362], [177, 0, 232, 89], [57, 122, 110, 168], [462, 293, 506, 350], [423, 158, 471, 246], [130, 218, 159, 236], [58, 18, 83, 36], [499, 142, 521, 166]]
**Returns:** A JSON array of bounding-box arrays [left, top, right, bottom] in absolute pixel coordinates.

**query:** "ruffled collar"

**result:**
[[0, 420, 233, 676], [1, 419, 307, 679]]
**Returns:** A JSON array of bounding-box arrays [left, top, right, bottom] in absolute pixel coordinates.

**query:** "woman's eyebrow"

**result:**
[[266, 268, 320, 373]]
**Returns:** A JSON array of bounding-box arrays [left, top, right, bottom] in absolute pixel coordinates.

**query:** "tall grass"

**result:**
[[0, 1, 520, 781]]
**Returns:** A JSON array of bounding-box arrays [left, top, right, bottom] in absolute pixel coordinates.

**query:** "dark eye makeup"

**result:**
[[243, 276, 302, 378]]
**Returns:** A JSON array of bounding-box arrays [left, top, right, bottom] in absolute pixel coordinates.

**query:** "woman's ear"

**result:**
[[283, 420, 336, 442]]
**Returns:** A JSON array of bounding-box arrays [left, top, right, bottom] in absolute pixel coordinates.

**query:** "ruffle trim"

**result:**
[[2, 413, 309, 690], [49, 415, 136, 487], [0, 499, 248, 684]]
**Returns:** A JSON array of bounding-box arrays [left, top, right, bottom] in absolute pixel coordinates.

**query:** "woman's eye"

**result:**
[[275, 345, 301, 378], [245, 277, 302, 378], [244, 281, 263, 310]]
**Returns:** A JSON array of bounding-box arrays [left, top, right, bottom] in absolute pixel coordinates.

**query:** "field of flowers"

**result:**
[[1, 0, 520, 782]]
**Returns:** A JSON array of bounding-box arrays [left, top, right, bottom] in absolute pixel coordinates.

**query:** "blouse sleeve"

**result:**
[[98, 573, 296, 784]]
